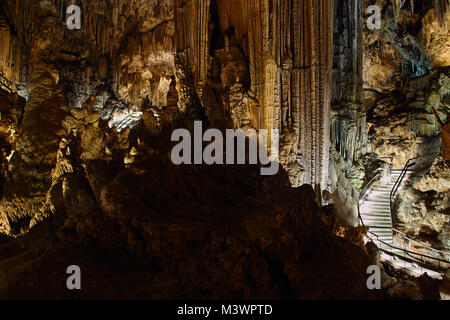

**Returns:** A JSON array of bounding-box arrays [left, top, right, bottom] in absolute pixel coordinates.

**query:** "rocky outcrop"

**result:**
[[0, 145, 378, 299], [368, 68, 448, 168], [393, 156, 450, 253]]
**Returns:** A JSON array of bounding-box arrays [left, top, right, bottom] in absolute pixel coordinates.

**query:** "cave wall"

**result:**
[[0, 0, 337, 189], [362, 0, 450, 252], [174, 0, 334, 188], [0, 1, 382, 299], [0, 0, 449, 299], [327, 0, 366, 226]]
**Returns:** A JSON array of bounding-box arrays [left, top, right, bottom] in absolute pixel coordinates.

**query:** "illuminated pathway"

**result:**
[[359, 170, 449, 279]]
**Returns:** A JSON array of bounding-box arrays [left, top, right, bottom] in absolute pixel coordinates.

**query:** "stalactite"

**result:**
[[434, 0, 449, 24], [173, 0, 334, 188], [330, 0, 365, 165], [392, 0, 403, 24]]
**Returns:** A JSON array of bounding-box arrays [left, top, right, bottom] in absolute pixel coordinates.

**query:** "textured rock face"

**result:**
[[361, 1, 449, 258], [0, 0, 384, 300], [0, 152, 377, 299], [363, 0, 449, 167], [174, 0, 334, 188], [393, 156, 450, 253], [0, 0, 449, 300], [0, 90, 26, 235], [328, 0, 367, 225], [362, 0, 450, 94], [367, 70, 448, 168], [420, 5, 450, 68], [414, 156, 450, 193]]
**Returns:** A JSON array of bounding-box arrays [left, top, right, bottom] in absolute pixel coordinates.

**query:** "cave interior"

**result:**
[[0, 0, 449, 300]]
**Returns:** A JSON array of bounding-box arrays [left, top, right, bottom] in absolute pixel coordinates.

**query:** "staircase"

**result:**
[[359, 169, 449, 279], [359, 170, 404, 248]]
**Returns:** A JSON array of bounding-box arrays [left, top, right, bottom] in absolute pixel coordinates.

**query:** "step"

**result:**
[[364, 218, 392, 222], [366, 193, 391, 199], [366, 191, 392, 196], [366, 224, 393, 229], [362, 206, 390, 211], [362, 216, 392, 221], [370, 230, 392, 233], [368, 187, 393, 192], [370, 237, 393, 242], [364, 215, 391, 219], [370, 230, 392, 234], [367, 190, 392, 195], [361, 201, 390, 206], [361, 198, 390, 204], [360, 205, 391, 210], [363, 215, 391, 220], [361, 206, 391, 210], [361, 206, 390, 210], [381, 181, 399, 185], [361, 199, 390, 204], [360, 213, 391, 218], [359, 206, 391, 211], [365, 196, 391, 201], [365, 225, 393, 229], [364, 222, 392, 226], [376, 187, 395, 192], [360, 205, 391, 211], [360, 201, 391, 206], [369, 234, 393, 239], [360, 211, 391, 216], [369, 233, 393, 238], [369, 226, 392, 230], [361, 219, 391, 225], [363, 220, 392, 225]]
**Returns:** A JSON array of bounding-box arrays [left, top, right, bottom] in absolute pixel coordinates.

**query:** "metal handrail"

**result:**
[[357, 172, 383, 227], [389, 152, 440, 231], [359, 172, 382, 202], [386, 152, 450, 271], [389, 157, 419, 216], [389, 153, 440, 217], [357, 204, 364, 227], [366, 231, 450, 273], [392, 228, 450, 256], [357, 152, 449, 274]]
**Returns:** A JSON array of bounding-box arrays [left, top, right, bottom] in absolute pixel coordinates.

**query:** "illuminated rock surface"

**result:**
[[0, 0, 448, 300]]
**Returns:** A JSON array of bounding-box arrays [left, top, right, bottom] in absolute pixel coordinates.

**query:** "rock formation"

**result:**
[[0, 0, 448, 300], [174, 0, 334, 188], [362, 0, 449, 270], [432, 106, 450, 160]]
